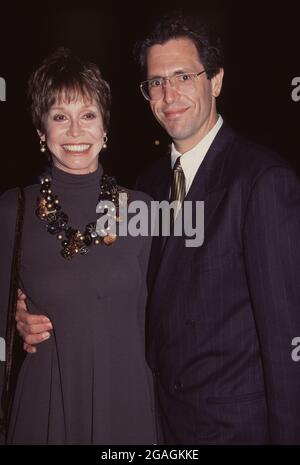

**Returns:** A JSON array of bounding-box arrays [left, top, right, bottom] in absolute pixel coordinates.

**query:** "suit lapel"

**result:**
[[147, 123, 237, 344], [147, 156, 172, 291]]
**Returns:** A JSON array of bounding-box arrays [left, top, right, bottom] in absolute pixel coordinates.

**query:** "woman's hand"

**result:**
[[16, 289, 53, 354]]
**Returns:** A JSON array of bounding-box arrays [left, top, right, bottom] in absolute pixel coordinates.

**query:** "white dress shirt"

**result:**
[[171, 115, 223, 194]]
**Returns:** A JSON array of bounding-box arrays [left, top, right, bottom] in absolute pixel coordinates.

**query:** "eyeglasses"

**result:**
[[140, 70, 206, 101]]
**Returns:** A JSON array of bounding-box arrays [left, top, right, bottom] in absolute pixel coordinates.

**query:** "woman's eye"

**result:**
[[53, 114, 67, 121], [83, 113, 96, 120]]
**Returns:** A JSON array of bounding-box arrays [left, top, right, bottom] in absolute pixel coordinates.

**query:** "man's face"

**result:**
[[146, 38, 224, 153]]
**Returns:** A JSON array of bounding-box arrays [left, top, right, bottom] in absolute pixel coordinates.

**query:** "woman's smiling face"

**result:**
[[39, 95, 106, 175]]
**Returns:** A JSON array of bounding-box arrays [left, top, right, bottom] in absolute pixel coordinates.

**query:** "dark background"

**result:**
[[0, 0, 300, 193]]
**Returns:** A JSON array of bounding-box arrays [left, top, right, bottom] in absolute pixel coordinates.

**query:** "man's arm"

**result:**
[[16, 291, 53, 353], [243, 165, 300, 444]]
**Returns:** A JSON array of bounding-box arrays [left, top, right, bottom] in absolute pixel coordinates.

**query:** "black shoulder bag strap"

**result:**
[[0, 187, 26, 436]]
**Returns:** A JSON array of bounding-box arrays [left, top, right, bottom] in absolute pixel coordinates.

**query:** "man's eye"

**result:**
[[178, 74, 191, 82], [53, 114, 67, 121], [149, 79, 162, 88]]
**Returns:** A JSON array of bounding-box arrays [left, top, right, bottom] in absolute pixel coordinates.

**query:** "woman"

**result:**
[[0, 48, 156, 444]]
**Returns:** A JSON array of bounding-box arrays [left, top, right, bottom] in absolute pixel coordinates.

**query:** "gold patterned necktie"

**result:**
[[170, 156, 186, 222]]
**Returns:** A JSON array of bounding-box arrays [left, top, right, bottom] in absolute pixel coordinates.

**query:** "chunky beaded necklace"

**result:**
[[36, 173, 125, 259]]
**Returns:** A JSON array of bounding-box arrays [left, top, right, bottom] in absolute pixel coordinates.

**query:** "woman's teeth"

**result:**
[[63, 144, 91, 152]]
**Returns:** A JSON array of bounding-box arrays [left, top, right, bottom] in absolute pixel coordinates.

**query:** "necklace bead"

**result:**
[[36, 173, 125, 259]]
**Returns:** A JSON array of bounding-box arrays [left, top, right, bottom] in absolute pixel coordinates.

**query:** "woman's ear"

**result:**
[[37, 129, 45, 141]]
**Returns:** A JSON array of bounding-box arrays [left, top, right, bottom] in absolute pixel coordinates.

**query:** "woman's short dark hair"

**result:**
[[28, 48, 111, 132], [135, 12, 224, 80]]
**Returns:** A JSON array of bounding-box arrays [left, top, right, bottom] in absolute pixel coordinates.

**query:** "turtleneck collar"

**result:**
[[50, 164, 104, 188]]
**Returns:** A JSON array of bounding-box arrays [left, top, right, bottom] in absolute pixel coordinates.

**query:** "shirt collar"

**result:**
[[170, 115, 223, 192]]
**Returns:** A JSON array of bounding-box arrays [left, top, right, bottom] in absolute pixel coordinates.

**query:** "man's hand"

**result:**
[[16, 289, 53, 354]]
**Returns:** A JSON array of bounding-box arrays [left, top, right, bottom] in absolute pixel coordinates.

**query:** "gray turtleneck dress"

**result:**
[[0, 165, 157, 444]]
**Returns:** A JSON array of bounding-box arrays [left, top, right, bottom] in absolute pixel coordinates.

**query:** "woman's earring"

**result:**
[[103, 135, 108, 150], [40, 139, 47, 153]]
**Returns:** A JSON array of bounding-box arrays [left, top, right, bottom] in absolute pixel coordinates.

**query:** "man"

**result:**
[[14, 13, 300, 444]]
